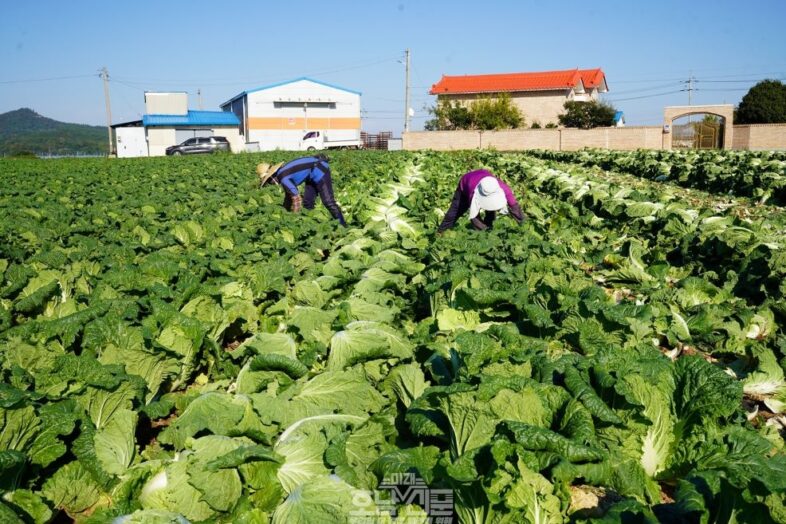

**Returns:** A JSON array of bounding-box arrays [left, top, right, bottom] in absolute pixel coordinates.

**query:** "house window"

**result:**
[[274, 102, 336, 109]]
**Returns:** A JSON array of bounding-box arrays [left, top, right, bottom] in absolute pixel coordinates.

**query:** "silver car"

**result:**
[[166, 136, 230, 155]]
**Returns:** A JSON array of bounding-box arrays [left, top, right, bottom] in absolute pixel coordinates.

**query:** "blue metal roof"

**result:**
[[143, 110, 240, 127], [614, 111, 624, 123], [220, 77, 362, 107]]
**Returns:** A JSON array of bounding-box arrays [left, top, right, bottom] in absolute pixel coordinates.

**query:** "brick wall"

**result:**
[[403, 130, 481, 150], [732, 126, 751, 150], [403, 124, 786, 151], [561, 127, 663, 150], [732, 124, 786, 150], [403, 127, 664, 151], [480, 129, 561, 150], [508, 91, 567, 127]]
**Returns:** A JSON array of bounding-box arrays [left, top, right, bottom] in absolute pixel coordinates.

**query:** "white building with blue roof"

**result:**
[[220, 77, 361, 151], [113, 92, 243, 157]]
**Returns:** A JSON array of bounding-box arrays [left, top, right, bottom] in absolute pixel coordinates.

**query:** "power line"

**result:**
[[605, 89, 686, 102], [608, 81, 686, 96], [695, 88, 750, 92], [362, 115, 428, 120], [610, 68, 786, 85], [0, 74, 96, 84], [111, 56, 401, 88], [611, 76, 689, 84], [112, 78, 146, 91], [111, 81, 143, 119], [364, 95, 431, 103], [305, 56, 401, 78], [699, 77, 786, 83], [694, 70, 786, 80]]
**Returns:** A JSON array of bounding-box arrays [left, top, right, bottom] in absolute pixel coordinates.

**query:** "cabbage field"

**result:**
[[2, 149, 786, 523]]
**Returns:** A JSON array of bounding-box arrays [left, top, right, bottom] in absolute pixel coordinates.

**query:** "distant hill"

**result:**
[[0, 108, 108, 156]]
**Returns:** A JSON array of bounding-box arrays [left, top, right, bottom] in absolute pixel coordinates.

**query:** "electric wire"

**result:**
[[0, 74, 97, 84]]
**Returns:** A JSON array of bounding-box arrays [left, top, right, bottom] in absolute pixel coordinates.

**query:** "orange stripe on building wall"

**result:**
[[248, 117, 361, 130]]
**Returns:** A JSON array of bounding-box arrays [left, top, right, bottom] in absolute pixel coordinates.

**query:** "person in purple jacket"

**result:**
[[437, 169, 524, 233]]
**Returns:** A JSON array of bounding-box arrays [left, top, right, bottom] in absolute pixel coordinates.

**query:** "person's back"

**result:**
[[438, 169, 523, 232], [257, 155, 346, 226]]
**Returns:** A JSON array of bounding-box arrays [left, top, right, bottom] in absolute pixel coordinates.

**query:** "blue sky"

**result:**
[[2, 0, 785, 134]]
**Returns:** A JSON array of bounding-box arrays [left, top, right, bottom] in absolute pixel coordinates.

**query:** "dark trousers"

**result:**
[[438, 190, 495, 231], [283, 172, 346, 226]]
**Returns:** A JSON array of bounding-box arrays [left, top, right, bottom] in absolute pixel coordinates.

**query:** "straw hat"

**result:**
[[256, 161, 284, 186], [468, 177, 508, 219]]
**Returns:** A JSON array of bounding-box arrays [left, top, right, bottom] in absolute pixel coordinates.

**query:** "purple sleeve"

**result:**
[[438, 188, 465, 232], [499, 180, 519, 207], [438, 172, 480, 231]]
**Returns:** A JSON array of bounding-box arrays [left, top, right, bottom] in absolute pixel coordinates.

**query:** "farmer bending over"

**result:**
[[437, 169, 523, 233], [257, 155, 346, 226]]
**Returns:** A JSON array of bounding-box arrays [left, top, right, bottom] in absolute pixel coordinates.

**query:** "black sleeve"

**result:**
[[437, 189, 464, 232], [509, 203, 524, 223], [471, 217, 488, 230]]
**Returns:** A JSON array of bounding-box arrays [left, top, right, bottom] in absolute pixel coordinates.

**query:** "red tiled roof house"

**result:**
[[429, 68, 608, 127]]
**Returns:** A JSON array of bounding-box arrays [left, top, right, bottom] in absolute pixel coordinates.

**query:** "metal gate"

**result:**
[[672, 115, 724, 149], [695, 122, 721, 149]]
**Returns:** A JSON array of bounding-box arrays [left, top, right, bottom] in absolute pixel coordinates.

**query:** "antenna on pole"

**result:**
[[403, 48, 411, 133], [197, 88, 203, 110], [100, 67, 115, 157]]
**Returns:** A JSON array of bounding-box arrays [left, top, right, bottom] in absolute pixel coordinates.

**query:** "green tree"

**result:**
[[424, 100, 472, 130], [468, 94, 523, 130], [736, 80, 786, 124], [558, 100, 617, 129], [425, 94, 524, 130]]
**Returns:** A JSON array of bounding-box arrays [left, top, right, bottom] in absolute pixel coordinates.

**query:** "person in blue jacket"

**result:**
[[257, 154, 346, 226]]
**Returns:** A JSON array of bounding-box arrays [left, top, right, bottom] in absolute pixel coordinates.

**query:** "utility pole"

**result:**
[[403, 48, 411, 133], [683, 72, 696, 130], [197, 88, 203, 110], [100, 67, 115, 156]]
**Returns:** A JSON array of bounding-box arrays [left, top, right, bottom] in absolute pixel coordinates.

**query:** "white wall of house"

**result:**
[[115, 127, 148, 158], [572, 87, 603, 103], [145, 92, 188, 115], [225, 79, 361, 151], [216, 127, 243, 152], [147, 128, 177, 157]]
